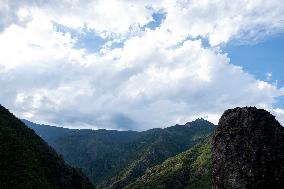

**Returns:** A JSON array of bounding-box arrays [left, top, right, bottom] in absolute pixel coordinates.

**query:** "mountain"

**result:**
[[0, 105, 94, 189], [21, 119, 76, 146], [124, 107, 284, 189], [212, 107, 284, 188], [9, 105, 284, 189], [109, 119, 215, 189], [24, 118, 216, 188], [123, 137, 212, 189]]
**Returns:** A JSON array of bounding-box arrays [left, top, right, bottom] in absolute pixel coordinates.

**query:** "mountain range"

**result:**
[[2, 105, 283, 189], [23, 118, 215, 188]]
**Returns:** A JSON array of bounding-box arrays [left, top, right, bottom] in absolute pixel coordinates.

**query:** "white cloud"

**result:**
[[40, 0, 158, 38], [0, 0, 29, 31], [0, 7, 82, 70], [0, 0, 284, 129], [2, 0, 284, 43], [270, 108, 284, 126], [266, 72, 273, 80], [160, 0, 284, 46]]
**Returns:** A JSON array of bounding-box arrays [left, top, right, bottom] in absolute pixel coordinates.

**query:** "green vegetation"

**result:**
[[0, 105, 94, 189], [123, 137, 212, 189], [25, 119, 215, 188]]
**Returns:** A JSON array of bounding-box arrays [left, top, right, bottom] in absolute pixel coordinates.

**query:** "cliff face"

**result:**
[[212, 107, 284, 189]]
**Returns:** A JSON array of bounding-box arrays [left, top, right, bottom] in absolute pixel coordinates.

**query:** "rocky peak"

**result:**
[[212, 107, 284, 189]]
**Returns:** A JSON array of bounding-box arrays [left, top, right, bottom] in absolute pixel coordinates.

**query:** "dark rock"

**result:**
[[212, 107, 284, 189]]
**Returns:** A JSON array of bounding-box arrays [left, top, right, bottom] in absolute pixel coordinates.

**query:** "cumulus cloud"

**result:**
[[159, 0, 284, 46], [0, 0, 284, 130], [0, 0, 45, 31], [3, 0, 284, 43]]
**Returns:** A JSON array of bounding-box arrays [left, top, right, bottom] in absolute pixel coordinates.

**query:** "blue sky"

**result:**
[[225, 34, 284, 84], [224, 34, 284, 108], [65, 12, 168, 53], [1, 0, 284, 130]]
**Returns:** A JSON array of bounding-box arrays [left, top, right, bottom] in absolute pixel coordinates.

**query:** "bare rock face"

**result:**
[[212, 107, 284, 189]]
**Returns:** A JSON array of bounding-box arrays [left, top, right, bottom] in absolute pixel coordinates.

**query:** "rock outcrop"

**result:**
[[212, 107, 284, 189]]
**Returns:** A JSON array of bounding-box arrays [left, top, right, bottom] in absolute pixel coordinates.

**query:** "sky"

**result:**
[[1, 0, 284, 130]]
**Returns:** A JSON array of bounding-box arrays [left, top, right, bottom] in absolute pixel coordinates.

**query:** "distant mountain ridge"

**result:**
[[0, 105, 94, 189], [24, 118, 216, 188]]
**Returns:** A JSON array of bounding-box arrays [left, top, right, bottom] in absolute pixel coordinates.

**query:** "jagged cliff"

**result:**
[[212, 107, 284, 189]]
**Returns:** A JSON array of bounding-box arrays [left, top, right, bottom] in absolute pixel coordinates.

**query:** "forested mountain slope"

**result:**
[[25, 118, 215, 188], [123, 137, 212, 189], [0, 105, 94, 189]]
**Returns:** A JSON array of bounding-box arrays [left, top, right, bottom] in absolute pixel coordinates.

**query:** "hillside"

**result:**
[[123, 137, 212, 189], [0, 105, 94, 189], [24, 118, 215, 188], [109, 119, 215, 188]]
